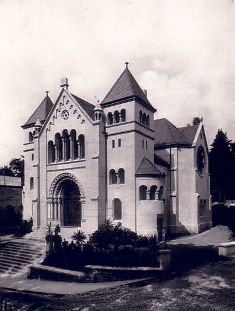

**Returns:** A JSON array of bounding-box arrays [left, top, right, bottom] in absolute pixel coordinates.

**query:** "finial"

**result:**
[[46, 91, 49, 97], [60, 78, 69, 90], [125, 62, 129, 69]]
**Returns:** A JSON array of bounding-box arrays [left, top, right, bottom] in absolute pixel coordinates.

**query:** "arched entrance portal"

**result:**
[[47, 173, 84, 227], [59, 180, 81, 226]]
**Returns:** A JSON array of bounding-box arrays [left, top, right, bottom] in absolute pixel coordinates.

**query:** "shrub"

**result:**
[[72, 230, 87, 247]]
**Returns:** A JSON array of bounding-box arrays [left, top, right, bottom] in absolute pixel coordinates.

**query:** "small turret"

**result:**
[[94, 100, 103, 121], [34, 118, 42, 137]]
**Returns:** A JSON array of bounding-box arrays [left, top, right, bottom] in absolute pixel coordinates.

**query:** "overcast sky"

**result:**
[[0, 0, 234, 166]]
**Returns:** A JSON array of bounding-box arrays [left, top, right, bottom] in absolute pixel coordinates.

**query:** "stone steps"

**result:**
[[0, 239, 45, 277]]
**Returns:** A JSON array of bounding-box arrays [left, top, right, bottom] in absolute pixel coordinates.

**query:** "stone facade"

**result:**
[[22, 66, 211, 237]]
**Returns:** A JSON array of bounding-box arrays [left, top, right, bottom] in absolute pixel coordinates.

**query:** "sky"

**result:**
[[0, 0, 234, 166]]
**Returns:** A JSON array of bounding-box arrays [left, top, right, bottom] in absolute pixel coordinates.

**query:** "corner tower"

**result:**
[[101, 63, 157, 231]]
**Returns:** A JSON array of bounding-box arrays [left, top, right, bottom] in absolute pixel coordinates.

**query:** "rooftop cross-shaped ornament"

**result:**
[[125, 62, 129, 69], [46, 91, 49, 97]]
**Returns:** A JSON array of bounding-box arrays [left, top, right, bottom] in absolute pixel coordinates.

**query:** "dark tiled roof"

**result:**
[[22, 96, 53, 128], [154, 118, 191, 148], [71, 94, 95, 120], [101, 67, 156, 112], [136, 157, 164, 176], [178, 124, 199, 144], [154, 153, 171, 168]]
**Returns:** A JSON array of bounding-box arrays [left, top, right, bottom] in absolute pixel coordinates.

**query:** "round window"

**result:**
[[61, 109, 69, 120]]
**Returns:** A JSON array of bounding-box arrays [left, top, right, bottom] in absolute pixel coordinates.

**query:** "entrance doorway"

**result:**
[[59, 180, 81, 227]]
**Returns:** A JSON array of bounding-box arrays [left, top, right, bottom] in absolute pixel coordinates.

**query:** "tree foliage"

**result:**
[[209, 129, 235, 201]]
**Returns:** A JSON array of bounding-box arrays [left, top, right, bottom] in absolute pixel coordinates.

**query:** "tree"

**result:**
[[0, 165, 14, 176], [9, 157, 24, 178], [209, 129, 234, 202]]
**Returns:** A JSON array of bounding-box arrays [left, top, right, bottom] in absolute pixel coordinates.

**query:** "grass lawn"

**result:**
[[1, 257, 235, 310]]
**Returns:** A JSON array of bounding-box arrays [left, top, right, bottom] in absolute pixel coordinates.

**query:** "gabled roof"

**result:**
[[101, 66, 156, 112], [136, 157, 164, 177], [22, 95, 53, 129], [154, 118, 188, 147], [71, 94, 95, 120], [178, 124, 199, 144], [154, 153, 171, 168]]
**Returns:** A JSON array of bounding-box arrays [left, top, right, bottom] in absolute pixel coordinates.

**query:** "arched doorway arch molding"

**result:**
[[47, 173, 85, 226]]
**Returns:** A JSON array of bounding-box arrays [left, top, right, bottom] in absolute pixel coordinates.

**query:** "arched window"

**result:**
[[107, 112, 113, 125], [140, 111, 142, 123], [146, 115, 150, 127], [48, 140, 55, 163], [62, 130, 70, 161], [70, 129, 78, 159], [150, 185, 158, 200], [55, 133, 63, 161], [120, 109, 126, 122], [30, 177, 34, 190], [78, 134, 85, 159], [29, 132, 34, 142], [113, 198, 122, 220], [158, 186, 163, 200], [109, 169, 117, 184], [139, 185, 147, 200], [142, 113, 146, 125], [114, 110, 120, 123], [118, 168, 125, 184]]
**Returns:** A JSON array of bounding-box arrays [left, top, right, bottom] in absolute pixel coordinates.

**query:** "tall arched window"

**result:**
[[114, 110, 120, 123], [48, 140, 55, 163], [78, 134, 85, 158], [107, 112, 113, 125], [55, 133, 63, 161], [62, 130, 70, 161], [120, 109, 126, 122], [29, 132, 34, 142], [113, 198, 122, 220], [158, 186, 163, 200], [139, 185, 147, 200], [109, 169, 117, 184], [150, 185, 158, 200], [30, 177, 34, 190], [140, 111, 142, 123], [70, 129, 78, 159], [118, 168, 125, 184]]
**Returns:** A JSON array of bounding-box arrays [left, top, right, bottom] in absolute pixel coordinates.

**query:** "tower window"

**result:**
[[139, 185, 147, 200], [118, 139, 121, 147], [118, 168, 125, 184], [30, 177, 34, 190], [112, 140, 115, 148], [113, 198, 122, 220], [109, 169, 117, 184], [32, 154, 34, 161]]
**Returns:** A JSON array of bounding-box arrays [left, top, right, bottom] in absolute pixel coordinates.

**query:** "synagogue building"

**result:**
[[22, 64, 212, 238]]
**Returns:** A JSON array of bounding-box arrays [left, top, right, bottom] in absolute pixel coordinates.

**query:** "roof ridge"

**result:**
[[166, 119, 187, 143]]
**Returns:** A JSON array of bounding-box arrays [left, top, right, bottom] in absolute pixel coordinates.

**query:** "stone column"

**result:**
[[62, 137, 66, 161], [77, 141, 81, 159], [54, 145, 58, 162], [70, 136, 74, 160], [146, 189, 150, 200]]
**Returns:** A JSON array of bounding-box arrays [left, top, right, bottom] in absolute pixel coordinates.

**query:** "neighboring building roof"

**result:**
[[71, 94, 95, 120], [101, 66, 156, 112], [22, 95, 53, 128], [136, 157, 164, 177], [154, 118, 199, 148]]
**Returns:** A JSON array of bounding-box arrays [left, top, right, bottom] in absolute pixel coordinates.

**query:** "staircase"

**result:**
[[0, 239, 45, 277], [24, 227, 47, 241]]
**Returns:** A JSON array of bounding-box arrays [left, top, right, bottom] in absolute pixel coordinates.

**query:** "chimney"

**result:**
[[60, 78, 69, 90]]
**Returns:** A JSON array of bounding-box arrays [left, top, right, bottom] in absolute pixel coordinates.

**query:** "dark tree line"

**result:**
[[209, 129, 235, 202]]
